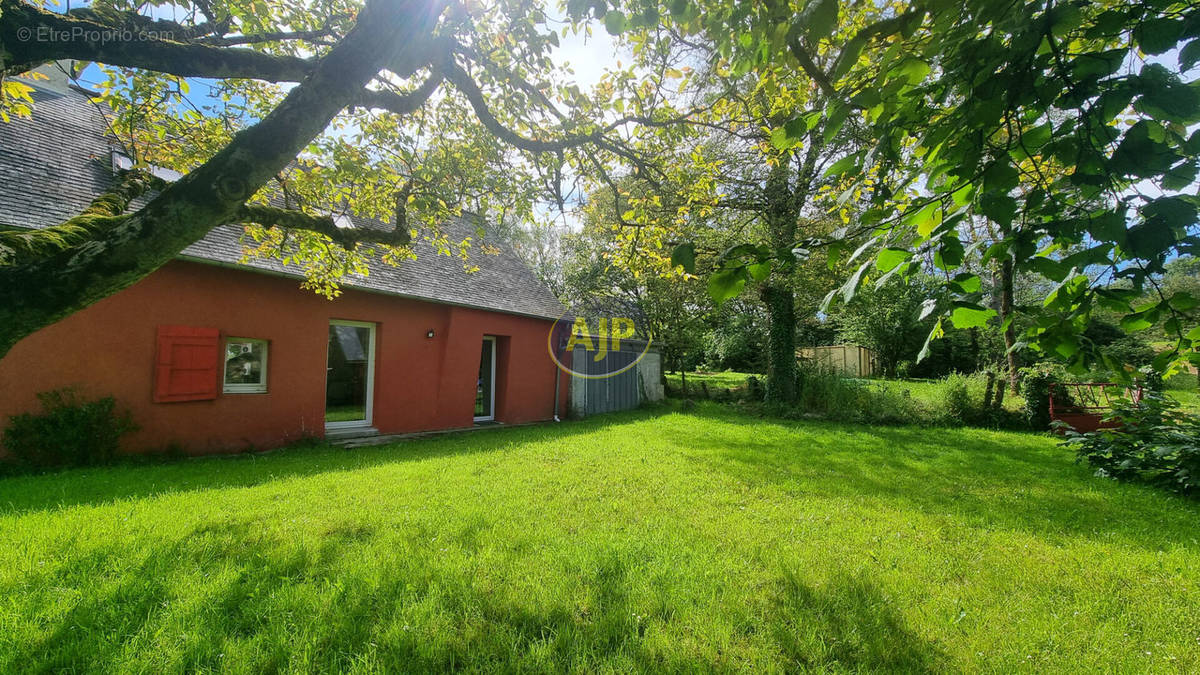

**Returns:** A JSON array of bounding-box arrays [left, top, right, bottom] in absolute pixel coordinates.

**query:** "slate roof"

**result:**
[[0, 85, 566, 321]]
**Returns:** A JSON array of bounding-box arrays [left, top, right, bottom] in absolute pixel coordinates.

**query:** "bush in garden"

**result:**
[[1061, 393, 1200, 498], [2, 388, 137, 469], [1136, 365, 1164, 393], [931, 373, 975, 425], [1020, 363, 1067, 431], [787, 363, 923, 425], [1102, 335, 1157, 371], [861, 382, 925, 426], [1164, 371, 1199, 391], [746, 375, 763, 401]]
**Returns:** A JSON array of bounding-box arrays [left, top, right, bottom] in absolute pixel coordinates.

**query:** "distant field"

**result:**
[[666, 370, 1200, 414], [663, 370, 756, 393], [665, 371, 1027, 411]]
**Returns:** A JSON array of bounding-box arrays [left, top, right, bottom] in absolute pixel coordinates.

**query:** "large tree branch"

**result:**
[[355, 71, 444, 115], [441, 57, 604, 153], [0, 0, 446, 356], [0, 169, 165, 264], [238, 205, 411, 247], [65, 6, 229, 42], [0, 0, 313, 81], [199, 28, 341, 48], [782, 6, 927, 105], [784, 30, 838, 100], [442, 55, 666, 183]]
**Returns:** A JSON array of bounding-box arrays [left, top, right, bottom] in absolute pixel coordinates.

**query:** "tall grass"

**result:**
[[790, 364, 925, 425]]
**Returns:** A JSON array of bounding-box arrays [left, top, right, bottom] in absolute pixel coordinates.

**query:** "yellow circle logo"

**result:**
[[546, 310, 653, 379]]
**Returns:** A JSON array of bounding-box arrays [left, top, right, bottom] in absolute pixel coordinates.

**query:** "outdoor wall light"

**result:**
[[426, 329, 436, 338]]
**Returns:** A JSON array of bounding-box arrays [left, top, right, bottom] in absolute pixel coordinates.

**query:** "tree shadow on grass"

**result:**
[[768, 569, 947, 673], [674, 404, 1200, 551], [1, 521, 717, 672], [0, 407, 669, 517]]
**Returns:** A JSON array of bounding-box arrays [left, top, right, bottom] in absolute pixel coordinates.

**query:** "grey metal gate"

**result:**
[[573, 347, 640, 415]]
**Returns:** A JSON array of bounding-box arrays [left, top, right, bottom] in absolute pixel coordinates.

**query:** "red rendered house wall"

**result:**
[[0, 260, 568, 455]]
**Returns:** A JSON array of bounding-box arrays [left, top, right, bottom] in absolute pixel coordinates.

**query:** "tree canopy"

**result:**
[[0, 0, 661, 355], [588, 0, 1200, 381]]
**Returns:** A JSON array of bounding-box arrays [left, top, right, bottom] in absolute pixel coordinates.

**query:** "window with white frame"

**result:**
[[223, 338, 268, 393]]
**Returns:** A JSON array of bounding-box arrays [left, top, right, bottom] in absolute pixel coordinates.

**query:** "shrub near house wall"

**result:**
[[2, 388, 137, 469]]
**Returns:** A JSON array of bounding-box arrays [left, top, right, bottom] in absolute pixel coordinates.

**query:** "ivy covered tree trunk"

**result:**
[[762, 284, 797, 404], [999, 256, 1019, 394], [762, 159, 797, 405]]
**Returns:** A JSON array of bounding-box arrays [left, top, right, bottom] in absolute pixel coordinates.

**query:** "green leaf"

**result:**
[[824, 155, 859, 178], [892, 58, 931, 86], [823, 104, 850, 143], [670, 243, 695, 273], [769, 126, 793, 150], [905, 202, 941, 238], [1133, 64, 1200, 125], [1169, 291, 1198, 312], [1070, 49, 1126, 81], [832, 35, 866, 80], [1027, 257, 1069, 282], [1134, 17, 1185, 55], [917, 319, 944, 363], [951, 183, 974, 207], [1022, 122, 1052, 149], [951, 273, 982, 293], [934, 236, 964, 270], [1120, 313, 1155, 332], [1181, 39, 1200, 71], [783, 116, 809, 140], [1162, 160, 1199, 191], [707, 268, 746, 303], [982, 160, 1020, 193], [841, 261, 871, 305], [1054, 337, 1080, 359], [747, 261, 771, 282], [979, 191, 1018, 226], [950, 303, 997, 329], [875, 248, 910, 273], [604, 10, 626, 35], [803, 0, 839, 43]]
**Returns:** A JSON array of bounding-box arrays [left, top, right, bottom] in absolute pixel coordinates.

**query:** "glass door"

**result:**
[[475, 337, 496, 422], [326, 320, 375, 427]]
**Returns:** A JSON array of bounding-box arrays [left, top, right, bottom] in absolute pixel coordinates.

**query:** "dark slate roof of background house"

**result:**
[[0, 85, 566, 321]]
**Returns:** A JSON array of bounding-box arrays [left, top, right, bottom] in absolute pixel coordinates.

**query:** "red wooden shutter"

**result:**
[[154, 325, 220, 403]]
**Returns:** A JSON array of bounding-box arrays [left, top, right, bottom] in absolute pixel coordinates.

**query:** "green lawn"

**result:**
[[325, 404, 368, 423], [665, 371, 1029, 412], [2, 404, 1198, 671], [664, 370, 757, 393], [667, 370, 1200, 416], [1166, 387, 1200, 414]]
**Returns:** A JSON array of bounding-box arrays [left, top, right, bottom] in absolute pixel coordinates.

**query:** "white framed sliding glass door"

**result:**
[[474, 336, 496, 422], [326, 320, 376, 428]]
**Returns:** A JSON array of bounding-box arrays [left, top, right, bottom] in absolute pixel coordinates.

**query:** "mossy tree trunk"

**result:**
[[0, 0, 439, 358], [999, 255, 1019, 394], [762, 158, 798, 405]]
